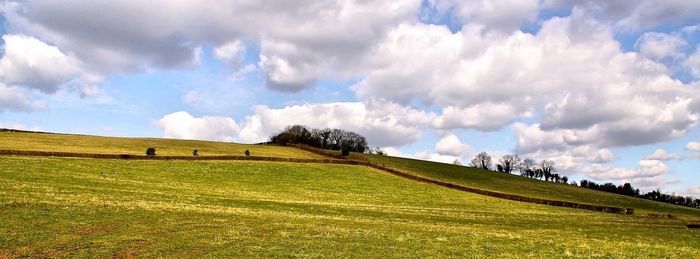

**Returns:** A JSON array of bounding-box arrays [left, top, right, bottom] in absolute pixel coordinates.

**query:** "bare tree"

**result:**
[[519, 158, 536, 177], [320, 128, 332, 149], [469, 152, 492, 170], [497, 154, 521, 174], [329, 129, 344, 150], [540, 160, 556, 181], [452, 159, 463, 166]]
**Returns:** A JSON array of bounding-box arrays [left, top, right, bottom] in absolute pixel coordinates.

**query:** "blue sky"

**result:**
[[1, 0, 700, 196]]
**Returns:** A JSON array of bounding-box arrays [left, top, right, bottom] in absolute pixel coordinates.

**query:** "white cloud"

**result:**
[[0, 83, 45, 112], [0, 34, 84, 93], [2, 0, 420, 92], [356, 10, 700, 145], [635, 32, 687, 61], [687, 142, 700, 151], [681, 185, 700, 198], [582, 160, 670, 181], [0, 121, 41, 131], [214, 40, 246, 70], [384, 147, 461, 164], [645, 149, 678, 161], [156, 111, 240, 142], [544, 1, 700, 30], [435, 134, 472, 156], [685, 48, 700, 78], [434, 103, 526, 131], [237, 101, 433, 147], [426, 0, 540, 32]]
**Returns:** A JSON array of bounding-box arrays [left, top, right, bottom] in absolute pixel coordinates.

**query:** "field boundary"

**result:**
[[1, 148, 632, 215], [0, 150, 358, 164], [286, 145, 633, 215]]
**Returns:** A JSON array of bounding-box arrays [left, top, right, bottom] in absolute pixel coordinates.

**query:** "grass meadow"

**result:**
[[352, 153, 700, 220], [0, 132, 323, 159], [1, 131, 699, 257], [1, 156, 698, 257]]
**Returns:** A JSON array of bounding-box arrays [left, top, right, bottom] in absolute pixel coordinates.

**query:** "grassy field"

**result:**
[[0, 131, 323, 159], [352, 153, 700, 219], [1, 156, 698, 257]]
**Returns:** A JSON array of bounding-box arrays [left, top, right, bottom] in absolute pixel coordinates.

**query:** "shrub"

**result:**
[[192, 149, 198, 156], [341, 146, 350, 156], [146, 147, 156, 156], [244, 149, 250, 156]]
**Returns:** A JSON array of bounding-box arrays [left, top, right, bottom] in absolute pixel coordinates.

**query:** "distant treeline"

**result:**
[[464, 152, 568, 184], [579, 179, 700, 209], [270, 125, 369, 154], [465, 151, 699, 209]]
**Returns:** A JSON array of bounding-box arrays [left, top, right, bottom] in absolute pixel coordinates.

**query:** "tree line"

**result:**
[[464, 151, 699, 209], [465, 152, 569, 184], [270, 125, 369, 154], [579, 179, 700, 209]]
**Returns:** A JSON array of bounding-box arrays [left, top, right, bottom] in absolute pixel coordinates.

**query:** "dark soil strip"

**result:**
[[1, 148, 631, 215], [687, 224, 700, 229]]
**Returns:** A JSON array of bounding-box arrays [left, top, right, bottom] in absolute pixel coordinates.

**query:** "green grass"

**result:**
[[352, 153, 700, 220], [1, 156, 698, 257], [0, 131, 324, 159]]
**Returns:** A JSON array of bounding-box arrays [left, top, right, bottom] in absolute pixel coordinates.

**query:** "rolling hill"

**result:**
[[0, 130, 698, 257]]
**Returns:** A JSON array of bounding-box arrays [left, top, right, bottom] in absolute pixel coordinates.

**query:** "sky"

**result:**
[[1, 0, 700, 196]]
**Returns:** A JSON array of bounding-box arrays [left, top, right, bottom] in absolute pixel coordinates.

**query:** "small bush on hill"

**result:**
[[146, 147, 156, 156]]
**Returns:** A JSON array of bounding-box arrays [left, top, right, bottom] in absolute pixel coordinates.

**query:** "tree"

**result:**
[[497, 154, 520, 174], [561, 176, 568, 184], [146, 147, 156, 156], [329, 129, 344, 150], [319, 128, 332, 149], [469, 152, 492, 170], [452, 159, 463, 166], [540, 160, 556, 181], [519, 158, 536, 177]]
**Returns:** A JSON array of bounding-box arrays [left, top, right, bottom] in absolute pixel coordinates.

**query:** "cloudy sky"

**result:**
[[1, 0, 700, 195]]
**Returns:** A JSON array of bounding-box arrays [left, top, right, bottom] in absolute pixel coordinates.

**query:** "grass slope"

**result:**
[[0, 131, 323, 159], [1, 156, 698, 257], [353, 153, 700, 219]]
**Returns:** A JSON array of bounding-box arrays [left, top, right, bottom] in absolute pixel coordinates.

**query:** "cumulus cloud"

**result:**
[[156, 111, 240, 142], [0, 34, 84, 93], [237, 101, 433, 146], [0, 83, 45, 112], [384, 147, 461, 164], [635, 32, 687, 61], [426, 0, 540, 31], [1, 0, 420, 92], [687, 142, 700, 151], [685, 48, 700, 78], [356, 9, 700, 146], [645, 149, 679, 161], [434, 103, 526, 131], [544, 1, 700, 30], [582, 160, 670, 181], [214, 40, 246, 70], [434, 134, 472, 156]]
